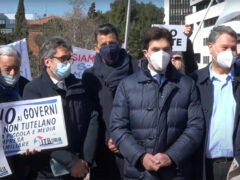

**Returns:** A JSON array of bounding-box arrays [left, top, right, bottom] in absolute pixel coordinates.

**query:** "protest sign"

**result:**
[[0, 38, 32, 80], [152, 24, 187, 51], [71, 46, 95, 79], [1, 96, 68, 156], [0, 122, 12, 178]]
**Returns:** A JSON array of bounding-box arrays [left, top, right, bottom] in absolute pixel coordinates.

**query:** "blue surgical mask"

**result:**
[[100, 43, 121, 65], [52, 62, 71, 80], [0, 73, 20, 87]]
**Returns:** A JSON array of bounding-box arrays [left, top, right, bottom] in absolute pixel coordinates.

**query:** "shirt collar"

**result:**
[[147, 65, 166, 77], [50, 76, 65, 85], [209, 64, 234, 82]]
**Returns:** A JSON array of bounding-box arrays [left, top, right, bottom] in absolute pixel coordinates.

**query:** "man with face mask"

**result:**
[[0, 46, 29, 180], [190, 25, 239, 180], [82, 23, 139, 180], [0, 46, 29, 102], [109, 27, 204, 180], [23, 36, 98, 180]]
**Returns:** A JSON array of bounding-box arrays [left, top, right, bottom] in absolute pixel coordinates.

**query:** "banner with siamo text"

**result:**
[[71, 46, 95, 79], [0, 96, 68, 156]]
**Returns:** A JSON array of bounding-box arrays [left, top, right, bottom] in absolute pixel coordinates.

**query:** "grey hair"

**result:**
[[208, 25, 237, 44], [39, 36, 72, 65], [0, 46, 21, 64]]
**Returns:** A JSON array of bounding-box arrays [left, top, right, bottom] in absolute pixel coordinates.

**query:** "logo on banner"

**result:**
[[33, 136, 63, 147]]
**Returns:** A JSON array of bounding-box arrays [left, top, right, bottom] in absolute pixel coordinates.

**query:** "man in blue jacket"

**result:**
[[110, 27, 204, 180]]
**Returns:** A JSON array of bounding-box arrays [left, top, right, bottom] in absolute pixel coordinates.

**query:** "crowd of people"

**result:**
[[0, 23, 240, 180]]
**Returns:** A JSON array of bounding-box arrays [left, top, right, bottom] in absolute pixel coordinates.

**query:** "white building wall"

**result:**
[[164, 0, 169, 24], [186, 1, 240, 69]]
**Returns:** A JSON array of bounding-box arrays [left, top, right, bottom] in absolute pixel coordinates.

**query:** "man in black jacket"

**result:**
[[191, 25, 239, 180], [82, 23, 139, 180], [0, 46, 29, 180], [110, 27, 204, 180], [23, 36, 98, 180]]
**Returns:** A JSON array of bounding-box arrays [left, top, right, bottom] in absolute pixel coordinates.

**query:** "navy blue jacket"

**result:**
[[110, 62, 204, 180], [190, 63, 240, 180]]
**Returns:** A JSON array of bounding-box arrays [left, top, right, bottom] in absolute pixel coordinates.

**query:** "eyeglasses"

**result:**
[[172, 56, 182, 60], [51, 55, 74, 64]]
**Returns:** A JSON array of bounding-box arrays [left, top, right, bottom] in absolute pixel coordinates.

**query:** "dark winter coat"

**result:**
[[110, 61, 204, 180], [82, 51, 139, 179], [190, 63, 240, 180], [23, 70, 98, 179]]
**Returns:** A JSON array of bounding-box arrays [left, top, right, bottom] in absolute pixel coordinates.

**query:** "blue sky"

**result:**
[[0, 0, 164, 19]]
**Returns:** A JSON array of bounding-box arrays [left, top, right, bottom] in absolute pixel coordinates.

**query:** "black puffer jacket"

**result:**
[[110, 62, 204, 180], [23, 70, 98, 179]]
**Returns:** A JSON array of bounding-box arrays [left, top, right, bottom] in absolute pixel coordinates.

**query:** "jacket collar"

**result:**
[[198, 63, 240, 84], [137, 59, 181, 84], [42, 69, 85, 93]]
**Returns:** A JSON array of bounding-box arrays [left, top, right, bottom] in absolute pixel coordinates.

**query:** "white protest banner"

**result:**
[[1, 96, 68, 156], [71, 46, 95, 79], [152, 24, 187, 51], [0, 122, 12, 178], [0, 38, 32, 80]]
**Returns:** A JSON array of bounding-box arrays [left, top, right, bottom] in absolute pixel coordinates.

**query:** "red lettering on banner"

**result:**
[[71, 53, 95, 63]]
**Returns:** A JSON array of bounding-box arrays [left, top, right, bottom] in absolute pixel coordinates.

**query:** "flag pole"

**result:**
[[124, 0, 131, 49], [193, 0, 214, 42]]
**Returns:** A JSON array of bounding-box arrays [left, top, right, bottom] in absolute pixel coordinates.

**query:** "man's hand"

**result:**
[[153, 153, 172, 168], [107, 138, 120, 154], [142, 153, 160, 171], [183, 24, 193, 38], [70, 159, 88, 178], [21, 149, 41, 156]]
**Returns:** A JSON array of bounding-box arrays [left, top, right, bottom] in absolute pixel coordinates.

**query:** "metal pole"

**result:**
[[192, 0, 214, 42], [124, 0, 131, 49]]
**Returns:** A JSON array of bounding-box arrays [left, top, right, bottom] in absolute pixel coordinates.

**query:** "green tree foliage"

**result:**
[[14, 0, 27, 40], [0, 32, 15, 45], [103, 0, 164, 58], [88, 2, 97, 19]]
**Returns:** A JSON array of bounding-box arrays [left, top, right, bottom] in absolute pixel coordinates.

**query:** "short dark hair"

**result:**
[[94, 23, 119, 42], [39, 36, 72, 66], [208, 25, 237, 44], [143, 27, 173, 50]]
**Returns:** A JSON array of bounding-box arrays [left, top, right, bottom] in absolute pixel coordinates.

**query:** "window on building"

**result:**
[[204, 17, 218, 28], [9, 19, 15, 25], [203, 56, 210, 64], [203, 38, 209, 46], [0, 28, 13, 34], [0, 20, 5, 24], [0, 20, 6, 28]]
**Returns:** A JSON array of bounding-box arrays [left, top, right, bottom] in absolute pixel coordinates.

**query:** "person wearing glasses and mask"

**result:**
[[171, 52, 185, 74], [82, 23, 139, 180], [23, 36, 98, 180], [110, 27, 204, 180], [191, 25, 240, 180]]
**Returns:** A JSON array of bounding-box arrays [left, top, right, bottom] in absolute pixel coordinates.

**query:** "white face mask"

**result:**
[[149, 50, 170, 71], [213, 46, 237, 68]]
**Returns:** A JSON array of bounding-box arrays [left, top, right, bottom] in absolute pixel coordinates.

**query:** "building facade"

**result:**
[[186, 0, 240, 68], [0, 13, 35, 34], [164, 0, 192, 25]]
